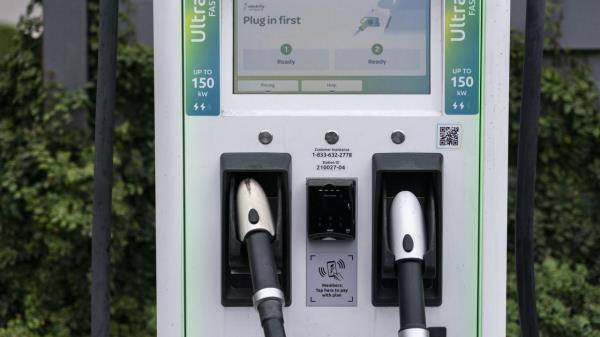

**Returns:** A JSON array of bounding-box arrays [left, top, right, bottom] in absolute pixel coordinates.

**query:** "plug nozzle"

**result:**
[[389, 191, 429, 337], [236, 178, 276, 242], [390, 191, 427, 262]]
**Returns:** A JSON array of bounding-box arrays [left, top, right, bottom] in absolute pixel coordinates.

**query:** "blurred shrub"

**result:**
[[507, 4, 600, 336], [0, 25, 17, 57], [0, 3, 155, 337]]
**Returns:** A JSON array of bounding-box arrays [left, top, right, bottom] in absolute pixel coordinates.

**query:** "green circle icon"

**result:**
[[280, 43, 293, 55], [372, 43, 384, 55]]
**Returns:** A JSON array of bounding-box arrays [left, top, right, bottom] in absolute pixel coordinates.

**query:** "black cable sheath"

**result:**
[[259, 300, 286, 337], [263, 319, 286, 337], [245, 231, 286, 337], [91, 0, 118, 336], [246, 231, 280, 290], [516, 0, 544, 336], [396, 260, 427, 331]]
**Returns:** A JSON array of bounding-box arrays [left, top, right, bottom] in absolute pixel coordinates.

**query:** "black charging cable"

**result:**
[[246, 232, 287, 337], [237, 178, 287, 337], [91, 0, 119, 336], [515, 0, 545, 336], [396, 260, 427, 334]]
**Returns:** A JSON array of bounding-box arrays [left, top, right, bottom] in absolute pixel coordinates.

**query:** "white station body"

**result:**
[[154, 0, 510, 336]]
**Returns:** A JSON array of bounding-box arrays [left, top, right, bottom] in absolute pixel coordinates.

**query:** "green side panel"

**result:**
[[183, 0, 220, 116], [445, 0, 482, 115]]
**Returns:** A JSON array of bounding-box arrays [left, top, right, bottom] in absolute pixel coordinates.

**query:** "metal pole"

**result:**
[[91, 0, 119, 336], [516, 0, 545, 336]]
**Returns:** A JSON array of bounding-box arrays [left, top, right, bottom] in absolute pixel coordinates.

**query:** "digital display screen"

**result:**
[[234, 0, 430, 94]]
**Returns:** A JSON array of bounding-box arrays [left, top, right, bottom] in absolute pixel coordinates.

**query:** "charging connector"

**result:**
[[237, 178, 287, 337], [390, 191, 428, 337]]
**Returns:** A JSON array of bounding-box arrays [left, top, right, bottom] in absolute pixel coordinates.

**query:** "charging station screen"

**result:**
[[234, 0, 430, 94]]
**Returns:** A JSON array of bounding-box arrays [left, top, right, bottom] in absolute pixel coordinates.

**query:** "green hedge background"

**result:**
[[0, 2, 599, 336], [0, 25, 16, 58]]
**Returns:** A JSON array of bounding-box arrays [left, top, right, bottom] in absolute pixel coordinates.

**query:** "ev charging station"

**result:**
[[154, 0, 510, 336]]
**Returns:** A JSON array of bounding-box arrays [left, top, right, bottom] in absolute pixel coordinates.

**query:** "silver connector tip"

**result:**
[[389, 191, 427, 261], [236, 178, 276, 242]]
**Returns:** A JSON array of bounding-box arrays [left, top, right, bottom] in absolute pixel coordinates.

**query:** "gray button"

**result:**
[[391, 130, 406, 145], [248, 209, 260, 224], [237, 80, 299, 93], [403, 234, 414, 252], [258, 131, 273, 145], [301, 80, 363, 93], [325, 131, 339, 145]]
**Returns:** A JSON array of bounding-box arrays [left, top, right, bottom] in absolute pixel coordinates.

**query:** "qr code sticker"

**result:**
[[438, 125, 462, 149]]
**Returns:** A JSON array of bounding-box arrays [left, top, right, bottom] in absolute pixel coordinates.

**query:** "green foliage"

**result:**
[[0, 25, 17, 58], [507, 4, 600, 336], [0, 3, 155, 337], [507, 258, 600, 337]]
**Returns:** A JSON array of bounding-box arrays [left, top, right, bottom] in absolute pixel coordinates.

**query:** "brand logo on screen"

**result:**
[[243, 2, 265, 12]]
